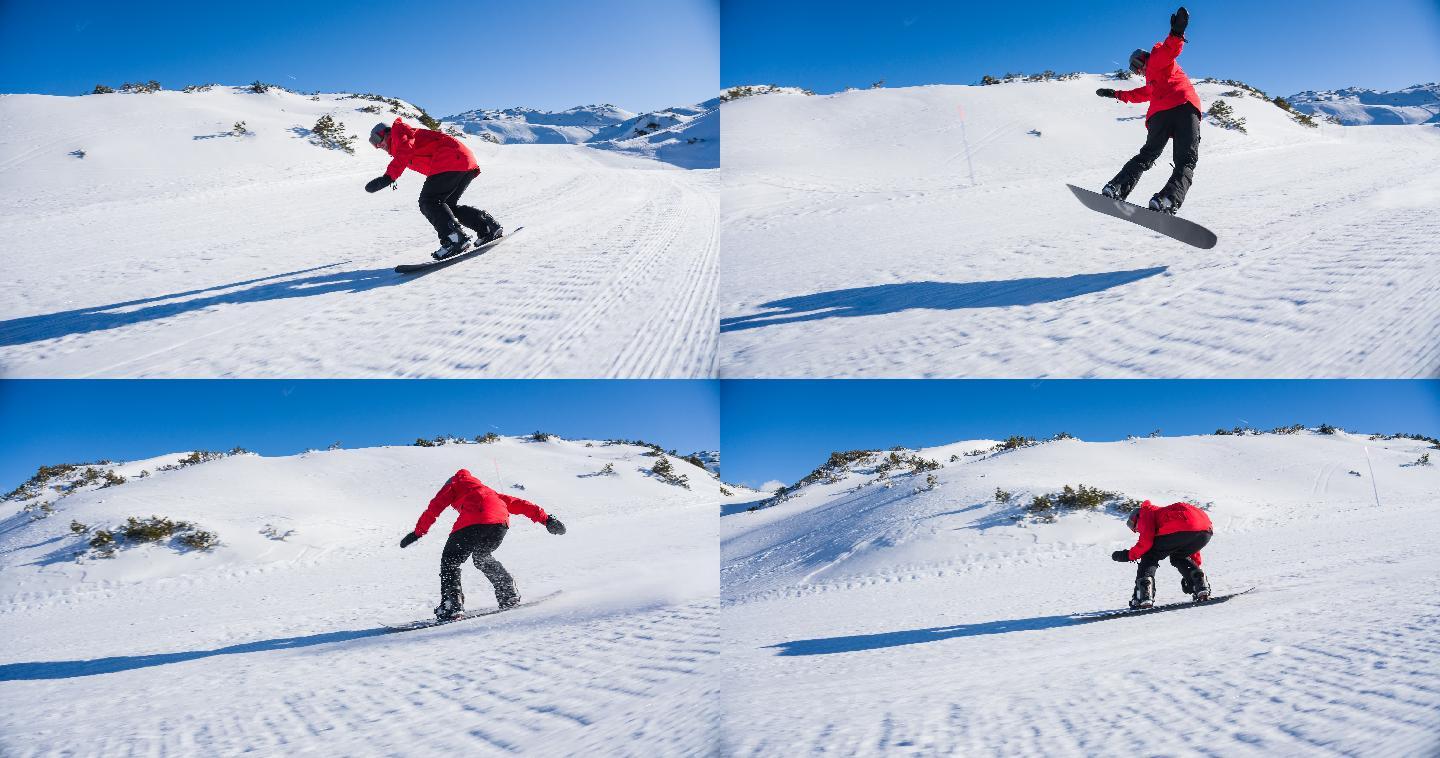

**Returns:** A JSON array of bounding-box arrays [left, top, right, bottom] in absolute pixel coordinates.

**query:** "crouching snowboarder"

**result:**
[[1094, 7, 1202, 215], [1111, 499, 1212, 609], [365, 118, 504, 260], [400, 468, 566, 621]]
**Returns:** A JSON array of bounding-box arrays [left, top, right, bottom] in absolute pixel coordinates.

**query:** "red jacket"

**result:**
[[1127, 500, 1212, 563], [413, 469, 548, 536], [383, 118, 478, 180], [1116, 35, 1203, 124]]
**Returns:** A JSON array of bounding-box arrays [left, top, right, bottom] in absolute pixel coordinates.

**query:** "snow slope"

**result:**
[[1288, 83, 1440, 125], [721, 431, 1440, 755], [0, 437, 720, 755], [443, 104, 637, 144], [720, 76, 1440, 378], [0, 87, 718, 378]]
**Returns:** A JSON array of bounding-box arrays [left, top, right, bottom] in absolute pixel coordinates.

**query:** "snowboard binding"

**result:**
[[1128, 576, 1156, 610]]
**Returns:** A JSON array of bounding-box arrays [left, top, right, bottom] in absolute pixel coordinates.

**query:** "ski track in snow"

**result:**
[[720, 80, 1440, 378], [0, 91, 716, 378], [720, 434, 1440, 755]]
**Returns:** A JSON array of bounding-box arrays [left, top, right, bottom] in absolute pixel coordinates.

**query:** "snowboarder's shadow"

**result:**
[[768, 613, 1085, 656], [720, 267, 1167, 333], [0, 263, 409, 348], [0, 627, 393, 681]]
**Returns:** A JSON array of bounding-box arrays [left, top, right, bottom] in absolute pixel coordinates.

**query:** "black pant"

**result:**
[[1110, 103, 1201, 208], [417, 169, 482, 241], [439, 523, 517, 608], [1136, 529, 1211, 587]]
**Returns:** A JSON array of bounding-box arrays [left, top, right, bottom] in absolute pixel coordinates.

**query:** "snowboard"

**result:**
[[383, 589, 561, 632], [394, 226, 524, 274], [1066, 184, 1218, 250], [1073, 587, 1255, 623]]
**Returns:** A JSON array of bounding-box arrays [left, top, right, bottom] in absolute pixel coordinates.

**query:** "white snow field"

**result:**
[[721, 431, 1440, 755], [720, 76, 1440, 378], [0, 86, 718, 378], [0, 437, 722, 755]]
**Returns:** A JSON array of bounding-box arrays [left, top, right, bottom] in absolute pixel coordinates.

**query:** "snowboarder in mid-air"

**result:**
[[400, 468, 566, 621], [365, 119, 503, 260], [1111, 499, 1212, 609], [1094, 7, 1201, 215]]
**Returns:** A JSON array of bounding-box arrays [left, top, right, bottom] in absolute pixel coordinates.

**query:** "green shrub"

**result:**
[[92, 84, 114, 94], [650, 456, 690, 489], [475, 432, 500, 444], [70, 520, 89, 534], [1206, 99, 1248, 133], [177, 530, 219, 551], [530, 431, 553, 442], [233, 121, 249, 135], [311, 114, 356, 154], [121, 515, 186, 542], [995, 488, 1012, 504], [248, 81, 272, 93]]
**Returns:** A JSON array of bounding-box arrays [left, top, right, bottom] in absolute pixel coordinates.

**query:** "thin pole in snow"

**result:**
[[956, 103, 977, 186], [1363, 446, 1381, 507]]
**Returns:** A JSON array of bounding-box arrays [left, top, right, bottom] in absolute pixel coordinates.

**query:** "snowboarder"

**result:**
[[400, 468, 566, 621], [365, 119, 504, 260], [1111, 499, 1212, 609], [1094, 7, 1202, 215]]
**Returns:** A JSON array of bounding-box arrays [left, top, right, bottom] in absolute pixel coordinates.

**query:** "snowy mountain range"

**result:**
[[1286, 82, 1440, 125], [721, 429, 1440, 754], [0, 435, 721, 753], [442, 98, 719, 169]]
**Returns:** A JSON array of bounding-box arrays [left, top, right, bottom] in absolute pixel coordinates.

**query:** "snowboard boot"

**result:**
[[1147, 194, 1178, 215], [497, 595, 521, 610], [434, 597, 465, 621], [431, 224, 474, 261], [1129, 576, 1155, 610], [1101, 182, 1124, 200], [1188, 571, 1211, 602]]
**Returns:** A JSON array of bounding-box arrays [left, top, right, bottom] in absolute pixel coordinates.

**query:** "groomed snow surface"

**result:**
[[720, 76, 1440, 378], [0, 438, 721, 755], [0, 87, 718, 378], [721, 431, 1440, 755]]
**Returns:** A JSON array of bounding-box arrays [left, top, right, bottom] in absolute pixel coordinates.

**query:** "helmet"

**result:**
[[368, 122, 390, 149], [1129, 48, 1150, 75], [1126, 511, 1141, 532]]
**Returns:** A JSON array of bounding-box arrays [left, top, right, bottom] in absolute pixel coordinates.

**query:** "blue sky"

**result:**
[[0, 381, 719, 491], [0, 0, 717, 115], [723, 381, 1440, 488], [722, 0, 1440, 96]]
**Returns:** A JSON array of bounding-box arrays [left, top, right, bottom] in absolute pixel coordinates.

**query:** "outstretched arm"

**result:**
[[414, 477, 457, 536], [498, 493, 550, 525], [1126, 519, 1157, 561], [1116, 84, 1153, 104]]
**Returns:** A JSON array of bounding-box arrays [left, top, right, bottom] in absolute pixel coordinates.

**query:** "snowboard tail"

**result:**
[[394, 226, 524, 274], [1066, 184, 1217, 250], [383, 589, 561, 632]]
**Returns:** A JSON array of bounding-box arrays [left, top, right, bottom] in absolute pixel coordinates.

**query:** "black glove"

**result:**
[[545, 516, 566, 535], [1170, 6, 1188, 38], [400, 532, 419, 548], [365, 175, 394, 193], [1111, 549, 1130, 562], [1096, 88, 1117, 98]]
